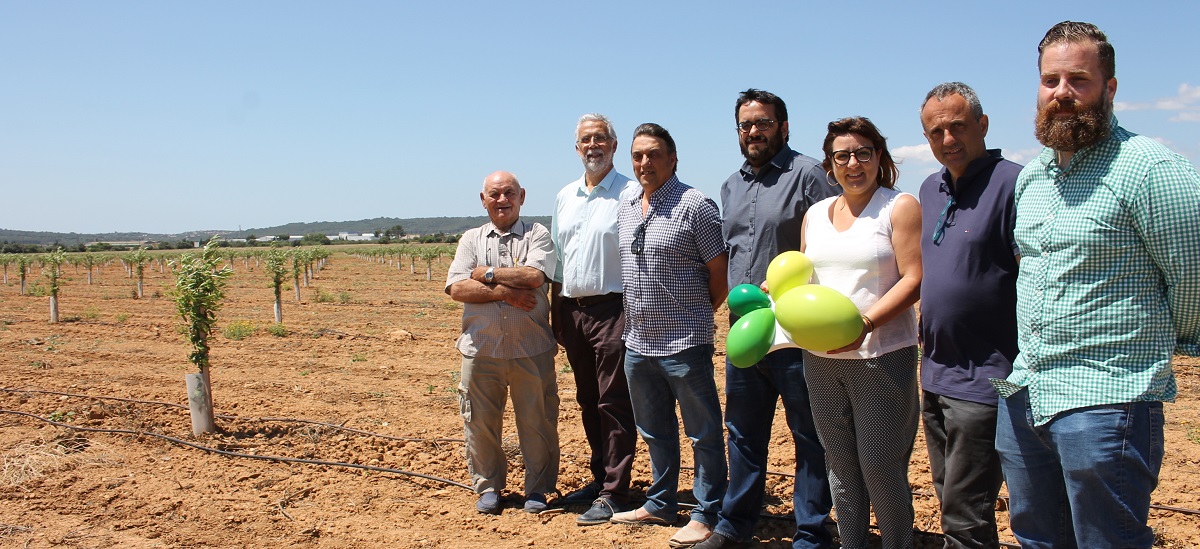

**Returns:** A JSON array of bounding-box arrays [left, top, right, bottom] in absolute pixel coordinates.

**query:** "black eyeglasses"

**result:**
[[631, 220, 649, 255], [831, 147, 875, 166], [931, 196, 957, 245], [736, 119, 776, 133]]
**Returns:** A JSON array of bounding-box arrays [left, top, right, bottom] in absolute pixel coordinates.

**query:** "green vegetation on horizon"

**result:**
[[0, 216, 552, 248]]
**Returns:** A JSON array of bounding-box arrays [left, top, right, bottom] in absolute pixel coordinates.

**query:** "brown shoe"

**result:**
[[668, 520, 713, 548], [610, 507, 674, 526]]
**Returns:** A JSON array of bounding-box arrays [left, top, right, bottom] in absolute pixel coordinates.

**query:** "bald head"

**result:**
[[480, 171, 525, 231], [482, 171, 520, 192]]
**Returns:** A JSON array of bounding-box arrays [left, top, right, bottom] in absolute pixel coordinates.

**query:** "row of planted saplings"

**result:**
[[347, 244, 455, 281], [34, 238, 327, 434], [6, 244, 330, 325]]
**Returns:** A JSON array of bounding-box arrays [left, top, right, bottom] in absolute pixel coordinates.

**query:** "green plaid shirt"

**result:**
[[993, 117, 1200, 425]]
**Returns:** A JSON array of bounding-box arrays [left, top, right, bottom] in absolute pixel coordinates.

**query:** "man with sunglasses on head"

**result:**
[[549, 114, 640, 526], [698, 89, 838, 549], [992, 22, 1200, 548], [917, 82, 1021, 549], [614, 122, 729, 548]]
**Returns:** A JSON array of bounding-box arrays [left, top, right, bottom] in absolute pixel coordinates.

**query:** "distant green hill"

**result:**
[[223, 216, 552, 238], [0, 216, 554, 247]]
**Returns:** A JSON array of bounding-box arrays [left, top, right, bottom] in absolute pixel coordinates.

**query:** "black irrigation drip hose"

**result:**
[[0, 387, 466, 444], [741, 468, 1200, 518], [6, 387, 1200, 520], [0, 408, 473, 491]]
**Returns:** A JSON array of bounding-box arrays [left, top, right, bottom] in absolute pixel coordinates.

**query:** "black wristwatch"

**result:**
[[484, 267, 495, 283]]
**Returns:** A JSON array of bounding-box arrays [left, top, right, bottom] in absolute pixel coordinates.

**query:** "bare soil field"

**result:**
[[1, 248, 1198, 548]]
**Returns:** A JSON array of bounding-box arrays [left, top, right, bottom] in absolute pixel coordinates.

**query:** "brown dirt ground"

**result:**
[[1, 249, 1197, 548]]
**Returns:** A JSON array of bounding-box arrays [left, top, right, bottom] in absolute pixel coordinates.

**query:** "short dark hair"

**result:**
[[632, 123, 676, 156], [1039, 21, 1115, 81], [735, 88, 788, 123], [821, 117, 899, 189], [921, 82, 984, 120]]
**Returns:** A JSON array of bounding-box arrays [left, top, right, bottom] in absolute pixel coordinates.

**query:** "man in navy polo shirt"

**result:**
[[917, 82, 1021, 549]]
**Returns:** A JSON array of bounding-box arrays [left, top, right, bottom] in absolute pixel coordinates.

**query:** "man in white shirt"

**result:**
[[550, 114, 640, 525]]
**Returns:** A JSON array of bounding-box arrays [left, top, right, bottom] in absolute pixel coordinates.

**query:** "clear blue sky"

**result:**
[[3, 2, 1197, 235]]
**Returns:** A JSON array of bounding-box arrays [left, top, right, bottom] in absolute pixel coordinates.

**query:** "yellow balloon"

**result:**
[[765, 251, 814, 299], [774, 284, 864, 352]]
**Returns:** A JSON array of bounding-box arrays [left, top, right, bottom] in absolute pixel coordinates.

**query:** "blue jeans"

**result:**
[[716, 348, 832, 548], [995, 389, 1163, 549], [625, 345, 727, 524]]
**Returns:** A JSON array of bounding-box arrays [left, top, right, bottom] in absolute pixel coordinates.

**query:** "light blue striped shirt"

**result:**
[[993, 117, 1200, 425], [551, 169, 638, 297]]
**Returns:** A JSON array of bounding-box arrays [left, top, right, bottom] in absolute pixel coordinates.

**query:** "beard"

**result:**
[[1035, 95, 1112, 152], [583, 151, 612, 175], [740, 131, 785, 167]]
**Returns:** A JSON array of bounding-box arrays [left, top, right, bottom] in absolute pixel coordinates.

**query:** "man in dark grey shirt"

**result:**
[[699, 89, 838, 549]]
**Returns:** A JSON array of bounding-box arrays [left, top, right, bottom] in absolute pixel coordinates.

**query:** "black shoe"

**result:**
[[553, 482, 602, 506], [693, 532, 745, 549], [576, 497, 616, 526], [476, 492, 502, 515]]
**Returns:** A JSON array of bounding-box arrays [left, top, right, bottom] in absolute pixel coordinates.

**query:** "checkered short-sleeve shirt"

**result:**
[[618, 176, 727, 356], [992, 117, 1200, 425]]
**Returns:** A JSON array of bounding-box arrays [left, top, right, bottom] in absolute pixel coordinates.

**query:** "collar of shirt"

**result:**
[[940, 149, 1005, 195], [738, 145, 796, 180], [1035, 115, 1120, 174], [486, 219, 526, 238], [574, 167, 620, 197], [636, 175, 682, 209]]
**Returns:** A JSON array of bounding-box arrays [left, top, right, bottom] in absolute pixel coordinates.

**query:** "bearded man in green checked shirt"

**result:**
[[992, 21, 1200, 549]]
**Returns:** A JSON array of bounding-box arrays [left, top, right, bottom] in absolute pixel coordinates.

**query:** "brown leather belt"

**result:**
[[566, 292, 622, 307]]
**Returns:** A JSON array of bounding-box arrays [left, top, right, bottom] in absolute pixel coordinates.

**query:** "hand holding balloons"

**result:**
[[725, 252, 864, 367], [773, 284, 863, 352]]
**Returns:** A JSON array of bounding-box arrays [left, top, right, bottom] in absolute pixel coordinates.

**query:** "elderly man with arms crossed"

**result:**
[[446, 171, 560, 516]]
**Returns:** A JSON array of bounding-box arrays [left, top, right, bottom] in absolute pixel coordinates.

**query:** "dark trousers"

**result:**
[[559, 297, 636, 503], [922, 391, 1004, 549], [714, 348, 833, 548]]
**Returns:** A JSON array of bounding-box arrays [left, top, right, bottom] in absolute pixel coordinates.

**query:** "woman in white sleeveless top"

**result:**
[[800, 117, 922, 549]]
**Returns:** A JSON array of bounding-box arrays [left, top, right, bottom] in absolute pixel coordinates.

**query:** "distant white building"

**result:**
[[334, 232, 377, 242]]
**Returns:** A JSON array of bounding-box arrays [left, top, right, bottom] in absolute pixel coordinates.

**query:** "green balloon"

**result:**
[[774, 284, 864, 352], [727, 308, 777, 368], [727, 283, 772, 317]]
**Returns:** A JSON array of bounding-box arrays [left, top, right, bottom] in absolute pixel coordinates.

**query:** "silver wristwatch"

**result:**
[[484, 267, 495, 283]]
